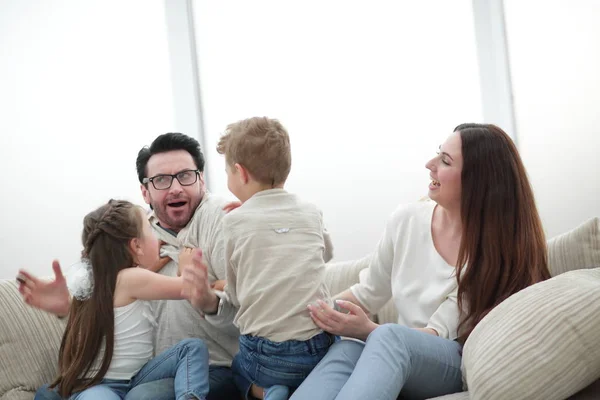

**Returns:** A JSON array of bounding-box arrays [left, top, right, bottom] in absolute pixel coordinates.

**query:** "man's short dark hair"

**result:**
[[136, 133, 205, 184]]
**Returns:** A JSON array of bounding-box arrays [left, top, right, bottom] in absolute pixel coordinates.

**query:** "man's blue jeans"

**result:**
[[34, 338, 210, 400], [232, 332, 335, 400], [290, 324, 464, 400]]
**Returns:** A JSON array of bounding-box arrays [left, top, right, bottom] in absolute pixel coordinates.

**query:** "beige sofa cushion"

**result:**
[[461, 267, 600, 400], [429, 393, 470, 400], [323, 255, 371, 296], [547, 217, 600, 276], [0, 280, 65, 399]]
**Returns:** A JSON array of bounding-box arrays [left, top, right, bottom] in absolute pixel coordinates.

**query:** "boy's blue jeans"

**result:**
[[35, 338, 210, 400], [232, 332, 336, 400]]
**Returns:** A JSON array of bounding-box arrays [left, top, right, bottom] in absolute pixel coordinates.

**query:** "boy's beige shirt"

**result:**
[[223, 188, 333, 342]]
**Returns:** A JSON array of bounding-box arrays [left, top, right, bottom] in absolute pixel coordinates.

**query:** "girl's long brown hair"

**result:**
[[454, 124, 551, 344], [50, 199, 143, 397]]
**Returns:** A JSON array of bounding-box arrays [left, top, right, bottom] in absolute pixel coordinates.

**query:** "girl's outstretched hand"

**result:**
[[181, 249, 219, 314], [18, 260, 70, 317]]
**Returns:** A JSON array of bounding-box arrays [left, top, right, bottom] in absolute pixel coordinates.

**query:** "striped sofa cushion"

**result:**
[[461, 268, 600, 400], [547, 217, 600, 276], [0, 280, 65, 399], [460, 217, 600, 400]]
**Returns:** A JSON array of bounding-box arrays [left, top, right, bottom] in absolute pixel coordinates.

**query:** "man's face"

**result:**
[[141, 150, 205, 231]]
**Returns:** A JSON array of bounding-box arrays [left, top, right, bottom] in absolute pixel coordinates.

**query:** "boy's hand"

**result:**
[[18, 260, 71, 317]]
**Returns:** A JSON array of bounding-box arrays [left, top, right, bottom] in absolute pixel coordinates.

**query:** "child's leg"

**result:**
[[263, 385, 289, 400], [70, 380, 129, 400], [130, 338, 210, 400], [34, 384, 61, 400]]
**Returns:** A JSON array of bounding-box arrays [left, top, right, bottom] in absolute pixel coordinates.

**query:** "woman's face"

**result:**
[[425, 131, 463, 210]]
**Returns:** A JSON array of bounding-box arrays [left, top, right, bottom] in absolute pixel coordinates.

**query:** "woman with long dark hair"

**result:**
[[291, 123, 551, 400]]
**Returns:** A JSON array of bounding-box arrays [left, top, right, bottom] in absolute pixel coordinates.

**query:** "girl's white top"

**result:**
[[101, 300, 155, 380]]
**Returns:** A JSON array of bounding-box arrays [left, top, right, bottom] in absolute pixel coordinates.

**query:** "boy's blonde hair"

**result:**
[[217, 117, 291, 186]]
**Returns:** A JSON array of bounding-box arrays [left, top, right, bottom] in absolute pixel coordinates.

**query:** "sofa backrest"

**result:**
[[373, 216, 600, 325]]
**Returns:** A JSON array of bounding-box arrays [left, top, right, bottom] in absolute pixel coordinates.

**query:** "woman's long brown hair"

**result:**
[[455, 124, 551, 344], [50, 199, 143, 397]]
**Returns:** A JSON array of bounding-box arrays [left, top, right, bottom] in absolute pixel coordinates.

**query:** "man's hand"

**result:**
[[308, 299, 378, 341], [180, 249, 219, 314], [211, 280, 227, 291], [18, 260, 71, 317], [223, 201, 242, 214], [178, 247, 194, 277]]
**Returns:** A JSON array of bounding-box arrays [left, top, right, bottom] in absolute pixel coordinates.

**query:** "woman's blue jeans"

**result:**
[[290, 324, 463, 400]]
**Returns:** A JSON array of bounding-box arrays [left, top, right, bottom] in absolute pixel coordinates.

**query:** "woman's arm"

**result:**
[[425, 288, 460, 340], [348, 209, 401, 315], [308, 211, 404, 340], [333, 289, 371, 314]]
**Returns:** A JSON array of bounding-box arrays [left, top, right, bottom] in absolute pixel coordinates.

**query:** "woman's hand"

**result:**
[[414, 327, 439, 336], [18, 260, 71, 317], [308, 299, 378, 341]]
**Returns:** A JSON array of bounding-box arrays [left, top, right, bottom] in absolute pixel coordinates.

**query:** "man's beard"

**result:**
[[151, 195, 202, 232]]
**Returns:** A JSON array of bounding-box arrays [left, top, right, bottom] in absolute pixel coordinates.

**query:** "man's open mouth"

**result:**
[[168, 201, 187, 208]]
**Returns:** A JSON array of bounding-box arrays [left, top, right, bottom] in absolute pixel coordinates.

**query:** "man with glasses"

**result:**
[[132, 132, 242, 400], [34, 133, 243, 400]]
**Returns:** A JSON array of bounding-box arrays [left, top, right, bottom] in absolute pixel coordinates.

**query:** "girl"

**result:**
[[19, 199, 209, 400]]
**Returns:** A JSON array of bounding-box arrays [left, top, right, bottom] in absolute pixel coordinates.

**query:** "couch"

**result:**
[[1, 217, 599, 399]]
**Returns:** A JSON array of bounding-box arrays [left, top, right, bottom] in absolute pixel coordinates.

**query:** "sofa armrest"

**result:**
[[0, 280, 65, 397]]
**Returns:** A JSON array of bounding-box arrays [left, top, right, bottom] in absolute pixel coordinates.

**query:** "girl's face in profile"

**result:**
[[134, 209, 161, 269]]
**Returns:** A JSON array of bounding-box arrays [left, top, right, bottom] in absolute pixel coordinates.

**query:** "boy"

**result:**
[[217, 117, 335, 399]]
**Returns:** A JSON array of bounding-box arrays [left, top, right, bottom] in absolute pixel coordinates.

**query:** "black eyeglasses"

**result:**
[[143, 169, 200, 190]]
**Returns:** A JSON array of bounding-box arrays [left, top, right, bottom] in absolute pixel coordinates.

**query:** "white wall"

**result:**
[[192, 0, 483, 261], [0, 1, 175, 279], [504, 0, 600, 239]]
